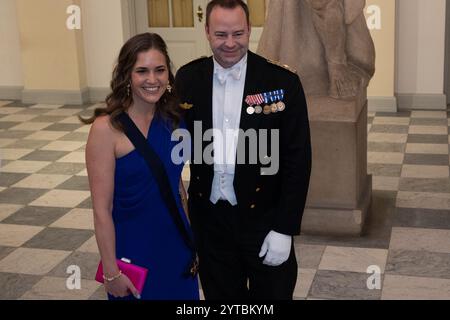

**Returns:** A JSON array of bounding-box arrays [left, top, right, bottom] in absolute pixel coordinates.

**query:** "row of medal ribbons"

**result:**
[[245, 89, 286, 115]]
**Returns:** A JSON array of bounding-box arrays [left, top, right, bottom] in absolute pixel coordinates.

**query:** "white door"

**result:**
[[134, 0, 269, 71], [135, 0, 209, 71], [245, 0, 269, 52]]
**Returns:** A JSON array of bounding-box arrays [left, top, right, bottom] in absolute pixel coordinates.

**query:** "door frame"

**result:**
[[123, 0, 266, 51], [123, 0, 137, 40]]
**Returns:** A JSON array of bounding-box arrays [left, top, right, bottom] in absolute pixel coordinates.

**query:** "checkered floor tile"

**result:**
[[0, 101, 449, 300]]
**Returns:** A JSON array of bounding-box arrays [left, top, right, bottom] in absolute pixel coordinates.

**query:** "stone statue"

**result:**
[[257, 0, 375, 99]]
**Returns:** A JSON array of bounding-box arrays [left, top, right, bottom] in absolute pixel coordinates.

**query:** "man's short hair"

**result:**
[[206, 0, 250, 28]]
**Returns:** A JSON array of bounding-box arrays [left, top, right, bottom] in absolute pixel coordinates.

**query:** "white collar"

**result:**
[[213, 53, 248, 84]]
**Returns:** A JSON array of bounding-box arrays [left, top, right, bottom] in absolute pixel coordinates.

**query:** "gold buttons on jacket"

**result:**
[[250, 204, 256, 209], [198, 193, 203, 197], [256, 187, 261, 192]]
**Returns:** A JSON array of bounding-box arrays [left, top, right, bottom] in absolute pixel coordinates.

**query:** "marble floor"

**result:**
[[0, 100, 449, 300]]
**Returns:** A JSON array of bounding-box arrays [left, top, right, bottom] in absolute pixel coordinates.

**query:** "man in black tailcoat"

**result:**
[[175, 0, 311, 300]]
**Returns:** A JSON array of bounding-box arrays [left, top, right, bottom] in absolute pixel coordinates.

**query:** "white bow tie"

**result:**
[[215, 65, 242, 85]]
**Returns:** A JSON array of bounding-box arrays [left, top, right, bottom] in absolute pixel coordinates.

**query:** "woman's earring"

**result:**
[[127, 83, 131, 97], [167, 84, 172, 93]]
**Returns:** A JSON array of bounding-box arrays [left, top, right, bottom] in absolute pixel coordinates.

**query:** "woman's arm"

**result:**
[[86, 116, 118, 277], [86, 116, 139, 298]]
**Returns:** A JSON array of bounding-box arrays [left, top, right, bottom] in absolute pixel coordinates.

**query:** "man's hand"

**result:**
[[258, 230, 292, 266]]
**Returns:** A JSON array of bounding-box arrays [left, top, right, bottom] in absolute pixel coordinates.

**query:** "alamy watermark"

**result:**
[[171, 121, 280, 175], [66, 5, 81, 30], [366, 265, 382, 290], [366, 5, 382, 30], [66, 4, 382, 31], [66, 265, 81, 290]]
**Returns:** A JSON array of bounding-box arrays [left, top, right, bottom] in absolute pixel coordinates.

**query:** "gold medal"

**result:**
[[277, 101, 285, 112], [254, 105, 263, 114], [271, 103, 278, 113], [263, 105, 271, 115]]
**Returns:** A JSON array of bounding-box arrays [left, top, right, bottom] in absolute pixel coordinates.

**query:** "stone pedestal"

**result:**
[[301, 92, 372, 236]]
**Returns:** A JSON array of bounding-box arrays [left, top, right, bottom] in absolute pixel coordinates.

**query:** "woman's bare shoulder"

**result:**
[[88, 115, 122, 145], [90, 115, 119, 135]]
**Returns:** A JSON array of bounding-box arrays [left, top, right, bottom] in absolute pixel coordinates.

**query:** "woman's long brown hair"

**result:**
[[80, 33, 181, 131]]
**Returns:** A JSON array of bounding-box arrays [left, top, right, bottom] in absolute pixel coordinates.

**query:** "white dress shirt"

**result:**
[[210, 54, 248, 206]]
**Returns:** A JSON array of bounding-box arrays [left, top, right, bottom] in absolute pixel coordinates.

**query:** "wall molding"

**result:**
[[21, 88, 90, 105], [88, 87, 110, 103], [0, 86, 24, 100], [6, 88, 446, 110], [368, 96, 398, 113], [396, 93, 448, 110], [0, 87, 110, 105]]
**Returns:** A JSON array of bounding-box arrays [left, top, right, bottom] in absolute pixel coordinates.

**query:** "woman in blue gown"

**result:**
[[82, 33, 198, 300]]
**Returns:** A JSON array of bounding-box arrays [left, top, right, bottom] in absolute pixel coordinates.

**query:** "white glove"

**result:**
[[258, 230, 292, 266]]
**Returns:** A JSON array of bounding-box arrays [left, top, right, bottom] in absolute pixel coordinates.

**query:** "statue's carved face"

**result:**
[[205, 6, 251, 69]]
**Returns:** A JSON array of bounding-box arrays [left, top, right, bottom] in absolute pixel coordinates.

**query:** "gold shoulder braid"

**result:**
[[267, 59, 298, 74]]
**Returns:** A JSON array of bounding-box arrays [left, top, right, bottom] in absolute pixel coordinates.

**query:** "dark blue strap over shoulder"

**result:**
[[117, 112, 198, 277]]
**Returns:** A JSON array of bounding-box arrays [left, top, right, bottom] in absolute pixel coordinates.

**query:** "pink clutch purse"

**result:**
[[95, 258, 148, 294]]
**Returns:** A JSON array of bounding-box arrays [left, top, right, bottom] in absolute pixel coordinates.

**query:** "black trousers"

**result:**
[[190, 200, 297, 300]]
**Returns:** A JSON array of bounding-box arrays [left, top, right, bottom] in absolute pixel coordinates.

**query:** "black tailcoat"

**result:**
[[175, 51, 311, 236]]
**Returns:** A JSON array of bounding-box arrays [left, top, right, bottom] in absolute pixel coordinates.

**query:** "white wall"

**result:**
[[396, 0, 446, 95], [0, 0, 23, 87], [81, 0, 127, 89]]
